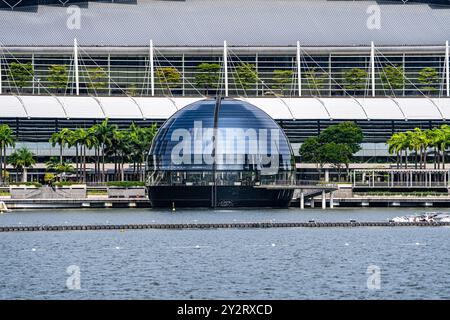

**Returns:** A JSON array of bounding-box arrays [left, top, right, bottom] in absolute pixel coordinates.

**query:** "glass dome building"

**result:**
[[146, 98, 296, 207]]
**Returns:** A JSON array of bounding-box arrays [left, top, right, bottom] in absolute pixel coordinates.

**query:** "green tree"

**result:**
[[234, 63, 258, 91], [300, 137, 326, 179], [343, 68, 367, 93], [320, 142, 353, 181], [272, 70, 293, 96], [44, 172, 55, 184], [47, 64, 69, 92], [417, 67, 438, 95], [8, 62, 34, 90], [380, 65, 405, 91], [9, 147, 35, 183], [83, 66, 108, 92], [300, 122, 363, 181], [318, 121, 363, 154], [195, 63, 221, 95], [0, 124, 15, 184], [156, 67, 181, 92], [304, 68, 326, 95], [126, 84, 138, 96]]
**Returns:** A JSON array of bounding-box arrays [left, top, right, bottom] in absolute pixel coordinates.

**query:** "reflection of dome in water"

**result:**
[[146, 98, 295, 208]]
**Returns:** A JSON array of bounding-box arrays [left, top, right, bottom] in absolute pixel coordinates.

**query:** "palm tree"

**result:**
[[439, 125, 450, 169], [406, 129, 423, 169], [105, 125, 122, 181], [424, 128, 445, 169], [49, 128, 71, 165], [68, 129, 81, 181], [415, 128, 430, 169], [9, 147, 35, 183], [115, 130, 132, 181], [76, 128, 97, 183], [128, 123, 158, 181], [46, 156, 74, 181], [92, 119, 116, 183], [45, 156, 60, 172], [387, 133, 402, 168], [0, 124, 15, 184]]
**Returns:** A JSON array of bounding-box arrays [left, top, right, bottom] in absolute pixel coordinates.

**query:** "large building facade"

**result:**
[[0, 0, 449, 167]]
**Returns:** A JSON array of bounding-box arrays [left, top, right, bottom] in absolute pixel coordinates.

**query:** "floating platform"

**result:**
[[2, 198, 152, 209], [0, 221, 449, 233]]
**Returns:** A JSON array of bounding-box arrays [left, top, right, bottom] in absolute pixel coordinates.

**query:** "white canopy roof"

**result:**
[[1, 95, 449, 121]]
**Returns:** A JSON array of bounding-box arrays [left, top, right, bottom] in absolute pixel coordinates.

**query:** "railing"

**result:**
[[354, 182, 448, 188], [147, 179, 338, 188], [1, 48, 448, 98]]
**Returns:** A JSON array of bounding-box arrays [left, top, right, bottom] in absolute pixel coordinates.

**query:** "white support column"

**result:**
[[74, 38, 80, 96], [31, 53, 35, 95], [223, 40, 228, 97], [150, 39, 155, 97], [107, 53, 111, 96], [322, 190, 326, 209], [300, 190, 304, 210], [372, 170, 375, 187], [330, 191, 334, 209], [297, 41, 302, 97], [371, 41, 376, 97], [255, 52, 259, 96], [0, 47, 3, 95], [182, 53, 185, 96], [446, 40, 449, 97]]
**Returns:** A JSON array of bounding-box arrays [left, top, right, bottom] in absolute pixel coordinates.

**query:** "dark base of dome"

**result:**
[[148, 186, 293, 208]]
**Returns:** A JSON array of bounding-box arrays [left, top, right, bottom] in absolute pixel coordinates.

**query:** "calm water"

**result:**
[[0, 208, 449, 299]]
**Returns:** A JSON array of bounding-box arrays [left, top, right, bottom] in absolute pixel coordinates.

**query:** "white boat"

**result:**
[[0, 201, 10, 213], [391, 212, 450, 223]]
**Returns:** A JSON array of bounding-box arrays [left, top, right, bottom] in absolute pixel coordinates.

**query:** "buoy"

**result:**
[[115, 246, 120, 250], [31, 248, 36, 252], [271, 243, 276, 247], [195, 245, 200, 249]]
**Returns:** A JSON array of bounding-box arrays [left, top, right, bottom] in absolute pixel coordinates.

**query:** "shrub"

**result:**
[[54, 181, 83, 187], [106, 181, 145, 187], [10, 182, 42, 187]]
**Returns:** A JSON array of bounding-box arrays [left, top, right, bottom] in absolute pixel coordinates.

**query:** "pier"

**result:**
[[256, 182, 338, 209], [1, 221, 449, 233]]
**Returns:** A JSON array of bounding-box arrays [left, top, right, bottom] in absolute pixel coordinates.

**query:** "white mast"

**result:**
[[224, 40, 228, 97], [297, 41, 302, 97], [74, 38, 79, 96], [371, 41, 375, 97], [0, 49, 2, 95], [446, 40, 449, 97], [150, 39, 155, 97]]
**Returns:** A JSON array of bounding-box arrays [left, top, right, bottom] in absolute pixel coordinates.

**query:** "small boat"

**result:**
[[0, 201, 10, 213], [391, 212, 450, 223]]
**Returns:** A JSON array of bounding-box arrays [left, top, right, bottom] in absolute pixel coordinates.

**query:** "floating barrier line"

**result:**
[[0, 221, 449, 232]]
